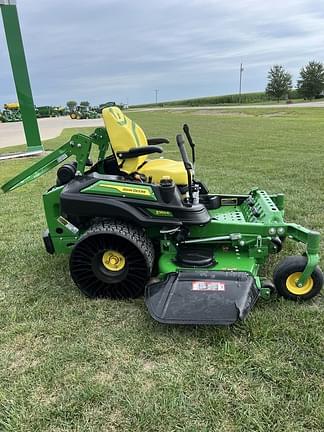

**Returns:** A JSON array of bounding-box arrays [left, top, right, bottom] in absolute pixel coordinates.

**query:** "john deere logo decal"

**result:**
[[101, 184, 151, 196], [82, 181, 157, 201]]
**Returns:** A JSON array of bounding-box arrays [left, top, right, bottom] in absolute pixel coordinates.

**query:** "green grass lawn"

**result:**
[[0, 108, 323, 432]]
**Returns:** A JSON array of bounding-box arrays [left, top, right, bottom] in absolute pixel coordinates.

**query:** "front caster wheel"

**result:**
[[70, 220, 154, 299], [273, 256, 323, 301]]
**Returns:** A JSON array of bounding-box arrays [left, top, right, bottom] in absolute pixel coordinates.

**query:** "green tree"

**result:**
[[80, 101, 90, 107], [66, 100, 77, 112], [297, 61, 324, 100], [266, 65, 292, 102]]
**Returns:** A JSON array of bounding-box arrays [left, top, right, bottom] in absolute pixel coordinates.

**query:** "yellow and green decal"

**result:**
[[147, 208, 173, 217], [81, 181, 157, 201]]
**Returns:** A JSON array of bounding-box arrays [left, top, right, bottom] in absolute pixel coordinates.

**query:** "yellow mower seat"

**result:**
[[102, 107, 187, 185]]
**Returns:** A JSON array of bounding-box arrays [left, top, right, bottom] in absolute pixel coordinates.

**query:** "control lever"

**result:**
[[176, 134, 192, 171], [176, 134, 193, 204], [183, 124, 196, 167]]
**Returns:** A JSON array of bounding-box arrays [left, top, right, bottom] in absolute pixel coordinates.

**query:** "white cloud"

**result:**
[[0, 0, 323, 105]]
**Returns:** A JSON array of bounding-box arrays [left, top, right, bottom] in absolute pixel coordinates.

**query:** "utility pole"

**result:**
[[0, 0, 43, 152], [239, 63, 244, 104], [155, 89, 159, 105]]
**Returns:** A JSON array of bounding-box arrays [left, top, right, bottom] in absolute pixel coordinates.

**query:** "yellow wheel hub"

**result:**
[[286, 272, 313, 295], [102, 250, 125, 272]]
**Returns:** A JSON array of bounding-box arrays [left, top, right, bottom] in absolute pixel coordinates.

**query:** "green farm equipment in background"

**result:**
[[1, 105, 69, 121], [4, 102, 19, 110], [36, 106, 58, 118], [35, 105, 67, 118], [2, 107, 323, 326], [96, 102, 124, 113], [97, 102, 116, 113], [70, 105, 100, 120], [57, 106, 69, 116], [0, 109, 17, 122], [92, 102, 125, 114], [0, 102, 22, 122], [35, 105, 69, 118]]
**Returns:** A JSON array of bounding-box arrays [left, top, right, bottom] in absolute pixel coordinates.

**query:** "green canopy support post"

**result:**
[[1, 0, 43, 152]]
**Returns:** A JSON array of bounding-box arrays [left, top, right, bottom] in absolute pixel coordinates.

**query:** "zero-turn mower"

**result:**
[[2, 107, 323, 325]]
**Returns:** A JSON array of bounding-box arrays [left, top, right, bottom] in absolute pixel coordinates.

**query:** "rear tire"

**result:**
[[70, 220, 154, 299], [273, 256, 323, 301]]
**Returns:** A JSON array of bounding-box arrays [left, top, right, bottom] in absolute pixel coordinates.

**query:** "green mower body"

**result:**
[[2, 121, 323, 325]]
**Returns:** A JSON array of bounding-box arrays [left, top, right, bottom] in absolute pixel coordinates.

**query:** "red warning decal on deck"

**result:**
[[192, 281, 225, 292]]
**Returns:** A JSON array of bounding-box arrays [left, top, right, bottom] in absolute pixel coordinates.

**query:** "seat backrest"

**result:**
[[102, 107, 148, 173]]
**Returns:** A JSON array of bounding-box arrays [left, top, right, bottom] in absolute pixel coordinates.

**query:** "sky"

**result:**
[[1, 0, 324, 107]]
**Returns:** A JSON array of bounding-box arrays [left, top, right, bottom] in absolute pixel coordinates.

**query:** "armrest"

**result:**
[[147, 137, 169, 145], [117, 146, 163, 159]]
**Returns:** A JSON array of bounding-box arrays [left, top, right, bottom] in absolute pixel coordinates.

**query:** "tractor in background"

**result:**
[[36, 106, 60, 118], [0, 102, 22, 122], [69, 101, 100, 120]]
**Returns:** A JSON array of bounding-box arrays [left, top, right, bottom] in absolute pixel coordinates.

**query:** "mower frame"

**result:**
[[2, 127, 320, 299]]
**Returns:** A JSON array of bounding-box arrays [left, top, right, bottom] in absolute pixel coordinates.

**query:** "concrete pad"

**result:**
[[0, 150, 45, 161], [0, 116, 104, 149]]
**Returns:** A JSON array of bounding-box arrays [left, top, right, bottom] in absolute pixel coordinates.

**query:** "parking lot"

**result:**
[[0, 116, 104, 148]]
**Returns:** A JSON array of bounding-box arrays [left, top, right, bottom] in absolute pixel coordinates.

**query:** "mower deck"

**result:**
[[145, 270, 259, 325], [159, 247, 259, 283]]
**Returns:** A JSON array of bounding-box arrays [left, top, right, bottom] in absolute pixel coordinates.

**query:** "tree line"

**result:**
[[266, 61, 324, 102]]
